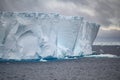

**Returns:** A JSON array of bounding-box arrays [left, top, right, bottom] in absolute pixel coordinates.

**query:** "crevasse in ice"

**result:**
[[0, 12, 100, 60]]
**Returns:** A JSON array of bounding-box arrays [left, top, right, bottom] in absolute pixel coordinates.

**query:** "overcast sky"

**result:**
[[0, 0, 120, 43]]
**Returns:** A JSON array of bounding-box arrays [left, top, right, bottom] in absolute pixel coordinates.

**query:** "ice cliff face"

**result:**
[[0, 12, 100, 60]]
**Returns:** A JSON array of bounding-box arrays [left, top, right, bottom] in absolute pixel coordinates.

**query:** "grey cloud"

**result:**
[[94, 0, 120, 26], [95, 30, 120, 42], [0, 0, 46, 11], [60, 0, 89, 5], [0, 0, 120, 26], [60, 0, 120, 26], [59, 0, 120, 42], [0, 0, 120, 42]]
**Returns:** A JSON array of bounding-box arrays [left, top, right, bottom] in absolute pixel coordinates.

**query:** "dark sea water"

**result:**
[[92, 45, 120, 56], [0, 58, 120, 80], [0, 45, 120, 80]]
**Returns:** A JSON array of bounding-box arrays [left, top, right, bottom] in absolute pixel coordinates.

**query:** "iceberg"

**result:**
[[84, 54, 118, 58], [0, 12, 100, 60]]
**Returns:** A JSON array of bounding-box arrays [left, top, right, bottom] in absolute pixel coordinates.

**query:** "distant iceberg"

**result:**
[[84, 54, 118, 58], [0, 12, 100, 60]]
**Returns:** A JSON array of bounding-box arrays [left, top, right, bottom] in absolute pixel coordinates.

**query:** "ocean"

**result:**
[[0, 45, 120, 80]]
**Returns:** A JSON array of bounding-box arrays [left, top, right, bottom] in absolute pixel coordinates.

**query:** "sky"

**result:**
[[0, 0, 120, 44]]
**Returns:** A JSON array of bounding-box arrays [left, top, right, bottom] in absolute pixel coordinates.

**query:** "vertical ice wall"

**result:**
[[0, 12, 100, 60]]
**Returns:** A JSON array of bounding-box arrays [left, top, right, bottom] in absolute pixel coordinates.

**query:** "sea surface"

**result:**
[[0, 58, 120, 80], [0, 45, 120, 80], [92, 45, 120, 56]]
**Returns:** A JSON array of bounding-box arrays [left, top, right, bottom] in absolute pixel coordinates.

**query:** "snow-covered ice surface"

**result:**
[[0, 11, 102, 61]]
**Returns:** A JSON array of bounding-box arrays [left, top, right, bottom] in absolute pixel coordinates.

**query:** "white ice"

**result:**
[[0, 12, 100, 60]]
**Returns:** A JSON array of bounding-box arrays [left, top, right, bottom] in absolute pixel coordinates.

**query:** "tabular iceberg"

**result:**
[[0, 12, 100, 60]]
